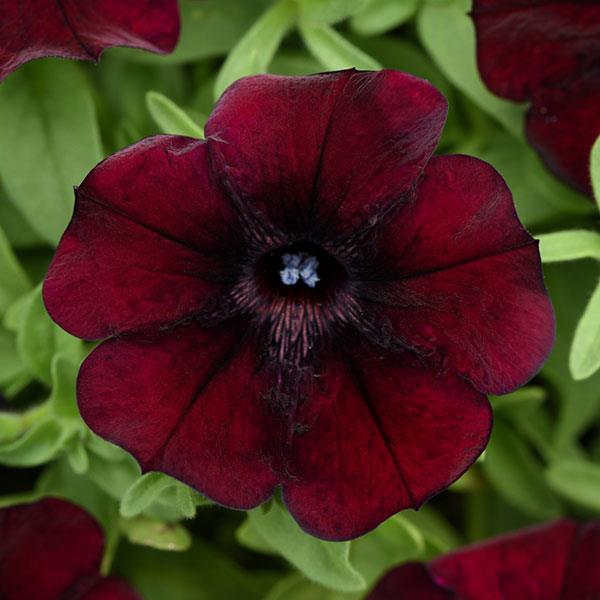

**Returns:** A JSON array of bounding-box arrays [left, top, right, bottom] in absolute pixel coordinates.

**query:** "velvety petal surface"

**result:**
[[80, 578, 142, 600], [44, 136, 237, 341], [205, 70, 447, 235], [362, 155, 554, 394], [0, 0, 180, 81], [0, 498, 104, 600], [472, 0, 600, 195], [367, 563, 454, 600], [78, 321, 281, 510], [562, 522, 600, 599], [526, 76, 600, 196], [79, 321, 490, 540], [471, 0, 600, 102], [283, 348, 492, 540], [429, 520, 578, 600]]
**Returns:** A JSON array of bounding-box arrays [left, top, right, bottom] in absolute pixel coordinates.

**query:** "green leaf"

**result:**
[[214, 0, 297, 99], [490, 386, 547, 413], [350, 514, 424, 586], [570, 278, 600, 380], [118, 539, 275, 600], [299, 0, 368, 24], [546, 459, 600, 512], [417, 0, 525, 136], [87, 432, 130, 463], [66, 436, 89, 475], [401, 506, 462, 554], [116, 0, 271, 64], [146, 91, 205, 138], [0, 327, 24, 387], [0, 223, 31, 313], [0, 490, 44, 509], [538, 230, 600, 263], [591, 134, 600, 210], [48, 353, 80, 419], [0, 416, 73, 466], [299, 20, 382, 71], [0, 191, 43, 249], [270, 49, 324, 76], [98, 54, 186, 141], [263, 574, 350, 600], [121, 516, 192, 552], [482, 419, 562, 519], [86, 451, 141, 501], [247, 501, 366, 592], [350, 0, 419, 36], [237, 518, 277, 555], [543, 263, 600, 447], [0, 402, 49, 443], [121, 473, 178, 518], [13, 284, 82, 385], [120, 472, 207, 521], [0, 59, 103, 245]]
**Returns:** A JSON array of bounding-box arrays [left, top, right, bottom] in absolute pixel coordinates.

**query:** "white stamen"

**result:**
[[280, 252, 320, 288]]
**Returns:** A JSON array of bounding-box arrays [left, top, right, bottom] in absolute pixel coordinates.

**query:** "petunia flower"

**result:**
[[43, 70, 555, 540], [0, 0, 180, 82], [0, 497, 141, 600], [368, 519, 600, 599], [471, 0, 600, 196]]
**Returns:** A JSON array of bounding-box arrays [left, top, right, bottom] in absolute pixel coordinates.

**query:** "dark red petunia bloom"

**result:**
[[471, 0, 600, 196], [368, 520, 600, 599], [43, 70, 554, 540], [0, 0, 180, 81], [0, 497, 141, 600]]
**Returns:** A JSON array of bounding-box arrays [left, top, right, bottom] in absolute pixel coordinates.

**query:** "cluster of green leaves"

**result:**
[[0, 0, 599, 598]]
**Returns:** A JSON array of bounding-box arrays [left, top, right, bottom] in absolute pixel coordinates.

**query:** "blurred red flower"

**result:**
[[368, 520, 600, 599], [472, 0, 600, 196], [0, 497, 141, 600], [0, 0, 180, 81], [44, 70, 554, 540]]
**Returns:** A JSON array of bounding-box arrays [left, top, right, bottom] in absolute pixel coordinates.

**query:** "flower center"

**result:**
[[256, 241, 346, 300], [279, 252, 320, 288]]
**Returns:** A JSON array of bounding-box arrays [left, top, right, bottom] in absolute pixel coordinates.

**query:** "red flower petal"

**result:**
[[364, 155, 554, 394], [368, 563, 454, 600], [471, 0, 600, 195], [526, 76, 600, 196], [562, 522, 600, 599], [370, 521, 600, 599], [430, 520, 578, 599], [205, 70, 447, 234], [283, 350, 491, 540], [80, 578, 142, 600], [78, 322, 490, 540], [78, 322, 280, 509], [0, 498, 102, 600], [44, 136, 236, 340], [0, 0, 180, 81], [472, 0, 600, 102]]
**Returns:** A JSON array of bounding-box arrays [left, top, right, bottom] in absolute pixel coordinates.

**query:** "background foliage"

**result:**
[[1, 0, 599, 598]]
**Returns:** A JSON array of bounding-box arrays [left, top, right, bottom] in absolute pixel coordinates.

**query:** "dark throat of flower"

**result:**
[[226, 240, 363, 369]]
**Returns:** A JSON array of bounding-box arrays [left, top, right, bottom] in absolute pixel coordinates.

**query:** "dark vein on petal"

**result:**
[[342, 352, 416, 507], [356, 239, 538, 286], [54, 0, 97, 60], [145, 332, 248, 469], [77, 188, 211, 256], [307, 71, 355, 228], [557, 523, 585, 600]]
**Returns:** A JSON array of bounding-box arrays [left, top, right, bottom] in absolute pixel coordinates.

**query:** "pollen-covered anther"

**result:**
[[279, 252, 320, 288]]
